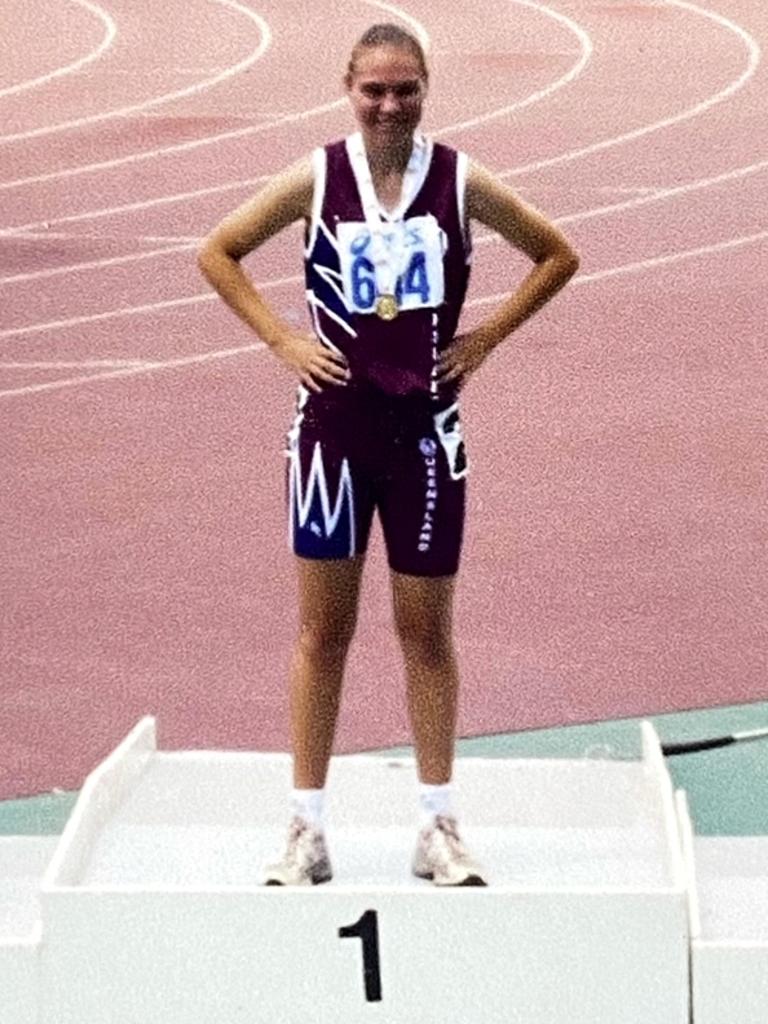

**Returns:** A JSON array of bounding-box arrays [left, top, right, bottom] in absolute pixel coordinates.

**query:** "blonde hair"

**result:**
[[346, 23, 429, 83]]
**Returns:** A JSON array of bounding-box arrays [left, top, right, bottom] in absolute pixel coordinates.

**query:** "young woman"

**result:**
[[198, 23, 579, 886]]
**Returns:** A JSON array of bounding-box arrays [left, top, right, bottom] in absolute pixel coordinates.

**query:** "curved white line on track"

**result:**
[[0, 344, 264, 397], [498, 0, 761, 178], [0, 3, 760, 359], [573, 231, 768, 284], [0, 0, 272, 145], [466, 229, 768, 311], [5, 152, 768, 287], [365, 0, 430, 50], [554, 160, 768, 228], [0, 0, 582, 191], [0, 100, 347, 194], [1, 0, 753, 242], [3, 206, 768, 346], [2, 227, 766, 398], [0, 0, 115, 101], [0, 359, 148, 368], [437, 0, 592, 137], [470, 154, 768, 247], [2, 230, 199, 243], [0, 275, 296, 340], [0, 0, 426, 188], [0, 242, 196, 285], [0, 1, 589, 238], [0, 174, 277, 237]]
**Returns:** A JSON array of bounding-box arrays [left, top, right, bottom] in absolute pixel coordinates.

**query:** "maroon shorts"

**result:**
[[284, 383, 468, 577]]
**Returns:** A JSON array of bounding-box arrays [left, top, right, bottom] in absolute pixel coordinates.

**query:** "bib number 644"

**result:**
[[337, 214, 445, 316], [351, 250, 430, 310]]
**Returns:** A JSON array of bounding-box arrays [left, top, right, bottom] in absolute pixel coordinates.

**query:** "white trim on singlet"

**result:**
[[304, 146, 328, 257], [345, 131, 434, 222], [306, 290, 357, 338], [307, 298, 348, 353], [312, 262, 350, 314], [316, 214, 339, 253], [456, 150, 470, 259]]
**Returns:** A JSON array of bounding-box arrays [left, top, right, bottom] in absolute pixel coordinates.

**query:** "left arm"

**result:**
[[437, 158, 579, 386]]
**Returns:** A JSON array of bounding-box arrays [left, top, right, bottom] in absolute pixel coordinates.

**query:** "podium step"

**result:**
[[695, 837, 768, 943], [70, 751, 677, 889], [685, 834, 768, 1024], [0, 836, 59, 1024], [0, 836, 58, 941], [30, 717, 689, 1023]]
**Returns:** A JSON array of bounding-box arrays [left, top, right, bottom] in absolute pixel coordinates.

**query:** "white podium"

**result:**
[[676, 791, 768, 1023], [0, 836, 58, 1024], [2, 717, 692, 1023]]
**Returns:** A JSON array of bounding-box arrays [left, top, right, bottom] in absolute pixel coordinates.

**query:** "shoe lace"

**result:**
[[287, 817, 326, 865], [433, 815, 468, 858], [288, 817, 310, 843]]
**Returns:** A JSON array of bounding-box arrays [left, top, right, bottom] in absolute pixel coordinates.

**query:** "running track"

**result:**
[[1, 0, 767, 798]]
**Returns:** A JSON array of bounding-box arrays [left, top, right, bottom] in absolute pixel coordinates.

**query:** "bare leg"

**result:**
[[391, 572, 459, 785], [290, 555, 365, 789]]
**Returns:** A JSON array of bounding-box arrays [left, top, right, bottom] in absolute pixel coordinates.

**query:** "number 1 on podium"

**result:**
[[339, 910, 383, 1002]]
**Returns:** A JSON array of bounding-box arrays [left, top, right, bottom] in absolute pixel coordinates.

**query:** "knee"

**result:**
[[296, 618, 356, 663], [395, 617, 454, 668]]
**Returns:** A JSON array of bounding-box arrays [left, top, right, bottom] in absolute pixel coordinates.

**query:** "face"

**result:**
[[345, 45, 427, 145]]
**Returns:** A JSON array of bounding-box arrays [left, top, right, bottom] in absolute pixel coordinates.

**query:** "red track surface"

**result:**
[[1, 0, 767, 798]]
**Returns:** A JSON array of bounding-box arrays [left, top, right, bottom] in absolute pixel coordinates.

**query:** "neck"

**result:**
[[363, 132, 415, 176]]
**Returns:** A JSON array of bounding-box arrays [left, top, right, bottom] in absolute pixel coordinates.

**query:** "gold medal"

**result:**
[[375, 294, 398, 321]]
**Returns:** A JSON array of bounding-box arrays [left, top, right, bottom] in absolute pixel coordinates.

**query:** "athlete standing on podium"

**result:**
[[198, 24, 579, 885]]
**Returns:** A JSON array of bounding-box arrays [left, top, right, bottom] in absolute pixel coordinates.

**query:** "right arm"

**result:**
[[197, 155, 350, 392]]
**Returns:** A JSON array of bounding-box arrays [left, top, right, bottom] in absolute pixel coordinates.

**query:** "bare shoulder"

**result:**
[[465, 158, 509, 215], [465, 157, 577, 264], [201, 153, 315, 260]]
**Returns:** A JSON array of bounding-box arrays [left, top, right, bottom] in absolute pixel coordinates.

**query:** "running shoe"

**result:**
[[263, 816, 333, 886], [412, 814, 488, 886]]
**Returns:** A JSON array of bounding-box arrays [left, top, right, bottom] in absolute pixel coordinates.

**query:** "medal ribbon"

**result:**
[[347, 131, 427, 304]]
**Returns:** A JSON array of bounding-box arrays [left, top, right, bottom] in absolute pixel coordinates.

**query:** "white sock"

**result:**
[[419, 782, 452, 827], [291, 788, 325, 829]]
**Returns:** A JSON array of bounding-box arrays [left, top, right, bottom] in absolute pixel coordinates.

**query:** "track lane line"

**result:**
[[1, 2, 761, 383], [0, 275, 296, 340], [497, 0, 760, 179], [436, 0, 591, 137], [0, 0, 753, 196], [0, 0, 271, 145], [0, 242, 198, 286], [0, 0, 115, 101], [1, 226, 767, 397], [0, 0, 421, 188], [0, 175, 291, 237], [0, 101, 346, 194], [0, 0, 582, 191], [0, 359, 151, 368], [0, 343, 264, 397], [0, 0, 587, 232], [4, 152, 768, 287], [366, 0, 429, 48], [472, 229, 768, 304], [3, 0, 756, 243]]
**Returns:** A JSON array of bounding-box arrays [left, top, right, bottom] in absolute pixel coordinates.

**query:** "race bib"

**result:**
[[336, 214, 445, 316]]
